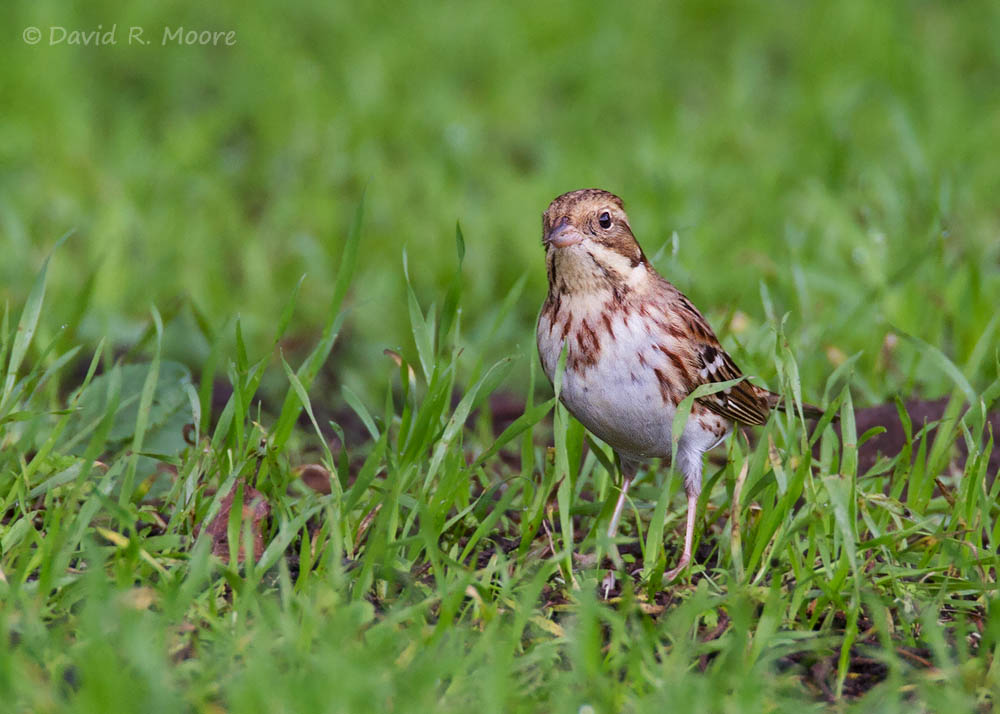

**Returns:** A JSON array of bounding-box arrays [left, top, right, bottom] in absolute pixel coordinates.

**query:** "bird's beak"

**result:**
[[544, 223, 584, 248]]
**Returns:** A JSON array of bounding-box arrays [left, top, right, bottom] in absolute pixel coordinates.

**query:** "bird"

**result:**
[[535, 188, 827, 585]]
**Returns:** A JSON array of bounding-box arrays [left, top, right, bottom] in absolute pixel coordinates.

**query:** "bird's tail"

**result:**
[[764, 390, 837, 421]]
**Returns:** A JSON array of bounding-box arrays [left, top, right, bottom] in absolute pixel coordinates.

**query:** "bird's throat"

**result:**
[[547, 244, 650, 299]]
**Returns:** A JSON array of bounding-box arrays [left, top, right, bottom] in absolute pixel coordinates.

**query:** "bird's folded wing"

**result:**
[[688, 340, 770, 426]]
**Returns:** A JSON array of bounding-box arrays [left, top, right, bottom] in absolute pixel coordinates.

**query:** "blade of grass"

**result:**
[[272, 193, 364, 450], [119, 307, 164, 506], [1, 231, 70, 410]]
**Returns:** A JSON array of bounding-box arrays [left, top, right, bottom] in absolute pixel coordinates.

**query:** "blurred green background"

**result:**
[[4, 0, 999, 400]]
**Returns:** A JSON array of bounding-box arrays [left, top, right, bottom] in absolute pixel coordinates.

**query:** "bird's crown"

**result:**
[[541, 189, 645, 268]]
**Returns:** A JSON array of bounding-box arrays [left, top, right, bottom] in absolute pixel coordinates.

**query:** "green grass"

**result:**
[[3, 0, 1000, 710]]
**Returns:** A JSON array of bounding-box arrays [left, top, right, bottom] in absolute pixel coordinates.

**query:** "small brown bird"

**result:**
[[536, 188, 826, 583]]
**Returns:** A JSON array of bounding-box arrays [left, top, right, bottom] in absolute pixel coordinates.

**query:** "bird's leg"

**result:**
[[607, 453, 638, 542], [665, 486, 699, 582], [602, 455, 637, 598]]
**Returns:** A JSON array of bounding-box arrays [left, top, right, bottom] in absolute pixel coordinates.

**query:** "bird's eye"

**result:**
[[598, 211, 612, 229]]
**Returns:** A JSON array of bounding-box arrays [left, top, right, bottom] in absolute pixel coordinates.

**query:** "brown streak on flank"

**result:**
[[542, 299, 559, 337], [583, 320, 600, 353], [560, 313, 573, 341], [603, 297, 626, 318], [637, 352, 648, 368], [655, 318, 686, 341], [572, 319, 600, 368], [601, 311, 614, 338], [539, 300, 553, 334], [694, 410, 728, 439], [653, 367, 673, 403], [664, 348, 689, 378]]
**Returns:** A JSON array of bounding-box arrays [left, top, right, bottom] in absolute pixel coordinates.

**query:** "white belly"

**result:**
[[538, 308, 675, 460]]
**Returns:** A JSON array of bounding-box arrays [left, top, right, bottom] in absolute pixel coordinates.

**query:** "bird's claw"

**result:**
[[664, 556, 690, 583], [601, 570, 617, 599]]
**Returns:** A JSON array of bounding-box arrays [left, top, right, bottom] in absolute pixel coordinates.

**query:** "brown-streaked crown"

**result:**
[[542, 189, 645, 267]]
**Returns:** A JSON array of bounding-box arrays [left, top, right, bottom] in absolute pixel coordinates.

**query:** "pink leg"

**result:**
[[665, 489, 699, 581], [602, 459, 636, 598]]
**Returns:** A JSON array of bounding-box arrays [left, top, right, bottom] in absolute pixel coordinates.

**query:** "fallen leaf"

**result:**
[[199, 479, 271, 564], [296, 463, 333, 494]]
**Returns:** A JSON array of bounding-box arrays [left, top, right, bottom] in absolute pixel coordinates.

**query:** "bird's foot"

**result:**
[[664, 555, 691, 583], [600, 570, 617, 599]]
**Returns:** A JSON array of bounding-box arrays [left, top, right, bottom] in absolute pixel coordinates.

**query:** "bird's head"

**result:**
[[542, 189, 648, 295]]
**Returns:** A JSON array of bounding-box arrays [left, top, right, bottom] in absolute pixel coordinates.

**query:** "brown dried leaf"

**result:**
[[296, 463, 333, 494], [200, 479, 271, 563]]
